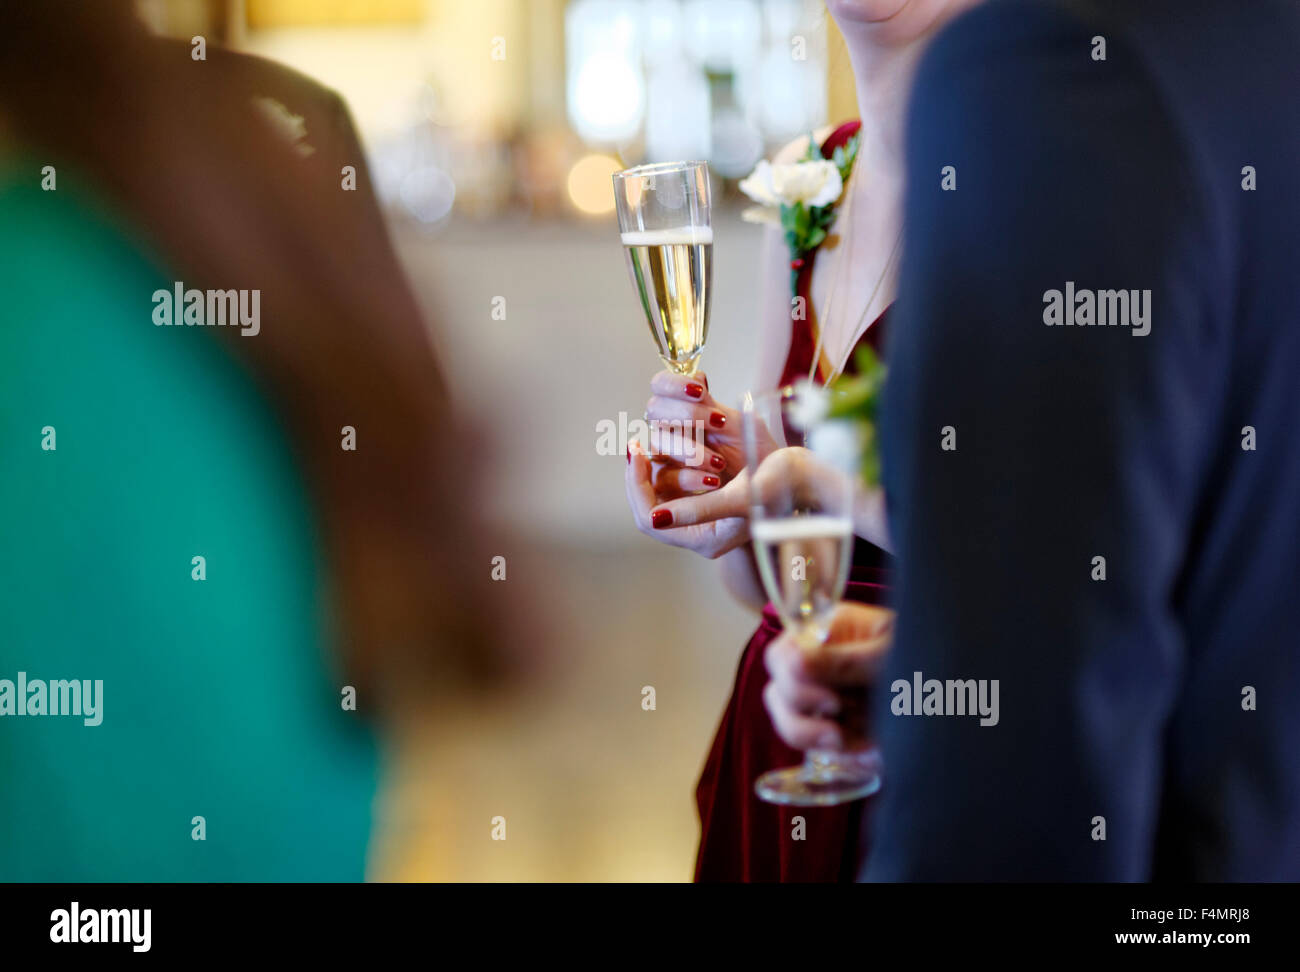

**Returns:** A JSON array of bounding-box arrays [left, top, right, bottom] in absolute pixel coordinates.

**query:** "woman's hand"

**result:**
[[624, 369, 781, 560], [625, 440, 750, 558], [628, 440, 855, 560], [762, 601, 895, 751], [643, 370, 747, 486]]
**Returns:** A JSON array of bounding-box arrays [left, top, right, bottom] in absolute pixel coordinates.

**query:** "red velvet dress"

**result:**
[[694, 121, 893, 882]]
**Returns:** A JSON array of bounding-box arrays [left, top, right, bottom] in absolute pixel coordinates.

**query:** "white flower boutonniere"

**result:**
[[739, 159, 843, 218], [789, 378, 868, 481], [787, 378, 831, 431], [739, 133, 860, 289], [827, 345, 887, 487]]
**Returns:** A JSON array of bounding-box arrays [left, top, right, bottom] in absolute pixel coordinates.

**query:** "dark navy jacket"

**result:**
[[867, 0, 1300, 880]]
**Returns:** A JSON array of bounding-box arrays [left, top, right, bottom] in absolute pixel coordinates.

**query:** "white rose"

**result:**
[[739, 157, 844, 226], [807, 419, 863, 477], [787, 379, 830, 432], [740, 205, 782, 225], [771, 159, 843, 208], [738, 159, 781, 207]]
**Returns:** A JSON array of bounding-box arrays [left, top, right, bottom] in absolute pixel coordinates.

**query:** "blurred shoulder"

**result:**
[[155, 36, 342, 105], [153, 36, 352, 144]]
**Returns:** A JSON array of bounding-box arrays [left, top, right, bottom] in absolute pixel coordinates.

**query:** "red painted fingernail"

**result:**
[[709, 411, 726, 429], [651, 509, 673, 529], [702, 475, 720, 487], [626, 445, 631, 464], [685, 382, 704, 400], [709, 454, 725, 471]]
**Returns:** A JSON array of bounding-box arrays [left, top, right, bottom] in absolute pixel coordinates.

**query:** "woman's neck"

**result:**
[[840, 27, 930, 183], [808, 6, 976, 375], [835, 2, 980, 181]]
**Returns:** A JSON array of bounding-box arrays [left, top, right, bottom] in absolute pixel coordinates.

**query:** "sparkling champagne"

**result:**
[[621, 226, 713, 376], [752, 514, 854, 650]]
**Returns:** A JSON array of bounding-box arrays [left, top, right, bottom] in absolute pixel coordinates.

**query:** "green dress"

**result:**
[[0, 166, 378, 881]]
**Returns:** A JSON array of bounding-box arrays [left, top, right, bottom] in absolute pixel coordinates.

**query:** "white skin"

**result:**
[[624, 0, 982, 749]]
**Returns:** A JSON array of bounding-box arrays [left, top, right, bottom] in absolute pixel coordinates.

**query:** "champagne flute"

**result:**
[[612, 161, 712, 376], [742, 386, 883, 806]]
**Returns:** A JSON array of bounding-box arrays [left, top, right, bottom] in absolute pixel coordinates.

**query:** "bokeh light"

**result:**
[[566, 153, 621, 215]]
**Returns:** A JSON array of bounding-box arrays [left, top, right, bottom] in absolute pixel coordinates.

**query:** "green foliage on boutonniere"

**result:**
[[779, 133, 860, 290], [827, 341, 886, 487]]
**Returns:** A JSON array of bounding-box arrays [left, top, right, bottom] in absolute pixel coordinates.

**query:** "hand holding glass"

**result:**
[[742, 387, 883, 806]]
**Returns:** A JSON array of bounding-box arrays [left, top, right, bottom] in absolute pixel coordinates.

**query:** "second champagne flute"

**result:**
[[742, 386, 883, 806]]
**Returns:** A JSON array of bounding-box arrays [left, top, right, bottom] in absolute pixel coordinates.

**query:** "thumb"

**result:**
[[803, 630, 892, 687], [650, 470, 748, 527]]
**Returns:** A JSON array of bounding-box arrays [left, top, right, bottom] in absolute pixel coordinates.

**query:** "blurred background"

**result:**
[[136, 0, 859, 880]]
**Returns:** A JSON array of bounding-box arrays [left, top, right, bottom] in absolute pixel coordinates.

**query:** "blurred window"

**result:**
[[565, 0, 827, 170]]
